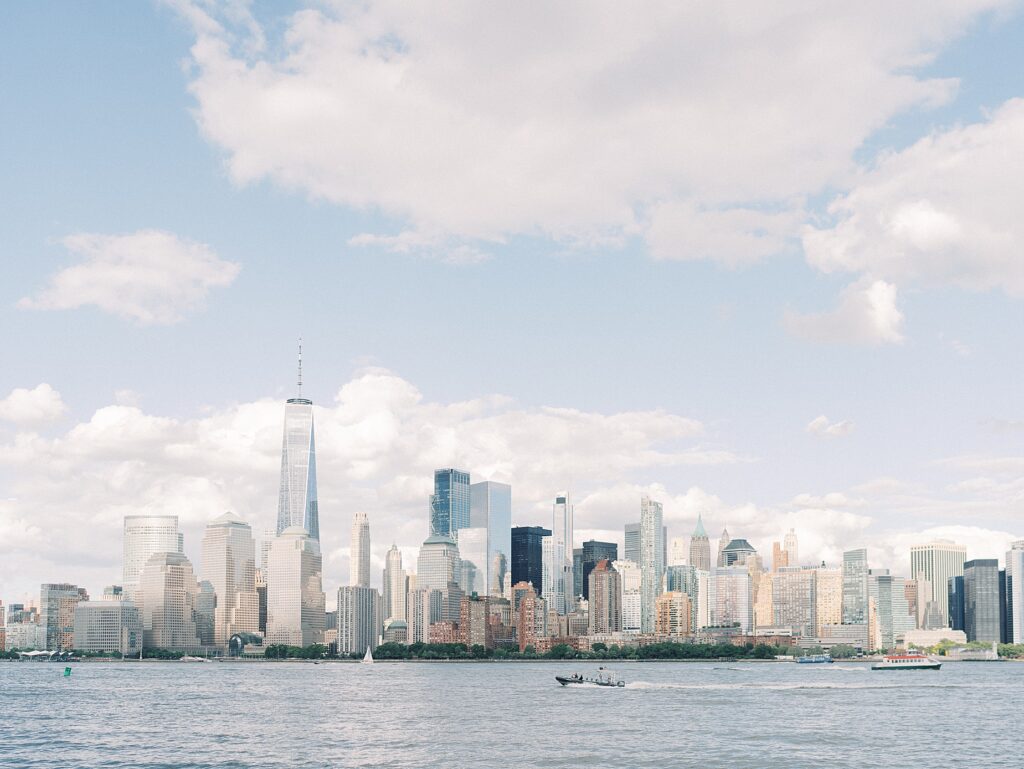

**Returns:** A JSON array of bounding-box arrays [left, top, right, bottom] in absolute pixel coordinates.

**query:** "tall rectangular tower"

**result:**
[[639, 495, 665, 633], [430, 468, 471, 539], [469, 480, 512, 597], [910, 540, 966, 627], [511, 526, 549, 595], [276, 397, 319, 541]]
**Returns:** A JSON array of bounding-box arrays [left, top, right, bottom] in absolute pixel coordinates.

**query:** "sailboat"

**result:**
[[362, 646, 374, 665]]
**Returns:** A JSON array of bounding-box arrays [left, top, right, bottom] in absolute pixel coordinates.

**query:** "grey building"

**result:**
[[73, 601, 142, 655], [842, 549, 869, 625], [624, 523, 640, 564], [337, 586, 380, 655], [511, 526, 549, 595], [577, 540, 619, 601], [963, 559, 1001, 643]]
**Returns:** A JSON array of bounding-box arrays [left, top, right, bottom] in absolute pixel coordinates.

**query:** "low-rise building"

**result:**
[[73, 601, 142, 655]]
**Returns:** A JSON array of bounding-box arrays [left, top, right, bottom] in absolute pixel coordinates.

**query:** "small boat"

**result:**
[[362, 647, 374, 665], [796, 654, 833, 664], [180, 655, 210, 663], [872, 653, 941, 671], [556, 667, 625, 687]]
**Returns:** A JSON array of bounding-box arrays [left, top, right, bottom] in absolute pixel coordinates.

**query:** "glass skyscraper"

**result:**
[[469, 480, 512, 597], [200, 511, 259, 646], [430, 468, 470, 539], [842, 548, 869, 624], [578, 540, 618, 601], [550, 494, 574, 615], [276, 397, 319, 541], [511, 526, 549, 594], [639, 495, 665, 633], [122, 515, 182, 602], [963, 558, 1001, 643]]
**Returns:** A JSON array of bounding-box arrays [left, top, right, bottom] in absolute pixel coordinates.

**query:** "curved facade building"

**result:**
[[277, 398, 319, 541]]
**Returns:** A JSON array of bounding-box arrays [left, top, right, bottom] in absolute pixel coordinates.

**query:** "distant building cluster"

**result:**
[[4, 369, 1023, 658]]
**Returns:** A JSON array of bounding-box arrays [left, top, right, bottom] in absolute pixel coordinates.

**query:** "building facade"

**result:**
[[276, 396, 320, 541], [122, 515, 182, 601], [963, 559, 1001, 643], [469, 480, 512, 597], [201, 511, 259, 646], [842, 549, 869, 625], [139, 551, 202, 651], [73, 601, 142, 654], [910, 540, 966, 627], [639, 495, 665, 633], [350, 512, 371, 588], [430, 468, 471, 539], [266, 527, 325, 647], [510, 526, 549, 596], [587, 560, 622, 634], [337, 585, 380, 655]]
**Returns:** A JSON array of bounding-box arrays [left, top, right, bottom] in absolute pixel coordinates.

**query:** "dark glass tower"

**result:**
[[579, 540, 619, 600], [511, 526, 550, 595]]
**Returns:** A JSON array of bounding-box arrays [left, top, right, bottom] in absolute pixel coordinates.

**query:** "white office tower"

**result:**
[[639, 495, 665, 633], [549, 494, 574, 615], [382, 545, 407, 622], [122, 515, 182, 601], [541, 534, 553, 599], [350, 512, 371, 588], [1007, 541, 1024, 643], [200, 512, 259, 646], [910, 540, 966, 627], [458, 527, 488, 596], [772, 567, 815, 638], [669, 537, 688, 567], [138, 551, 202, 651], [337, 586, 380, 655], [469, 481, 513, 597], [266, 527, 325, 646], [784, 529, 799, 568], [710, 566, 753, 633], [408, 588, 443, 644], [613, 560, 642, 633], [276, 348, 319, 541], [73, 601, 143, 655]]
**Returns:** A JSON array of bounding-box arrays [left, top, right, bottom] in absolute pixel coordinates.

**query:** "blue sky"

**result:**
[[1, 1, 1023, 603]]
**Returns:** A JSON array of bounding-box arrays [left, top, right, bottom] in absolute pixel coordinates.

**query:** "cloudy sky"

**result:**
[[2, 1, 1023, 606]]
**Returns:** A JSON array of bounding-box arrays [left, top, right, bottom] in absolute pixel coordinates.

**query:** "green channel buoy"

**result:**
[[64, 667, 72, 677]]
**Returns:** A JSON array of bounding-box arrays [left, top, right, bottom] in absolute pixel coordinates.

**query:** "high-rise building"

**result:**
[[459, 595, 493, 650], [40, 583, 88, 651], [963, 559, 1001, 643], [407, 587, 442, 645], [639, 495, 665, 633], [139, 551, 202, 651], [668, 537, 687, 567], [350, 512, 371, 588], [549, 494, 574, 615], [73, 601, 142, 655], [276, 361, 320, 540], [613, 560, 642, 633], [772, 568, 816, 638], [416, 534, 462, 622], [842, 549, 869, 625], [511, 526, 549, 595], [514, 582, 545, 652], [573, 548, 584, 599], [709, 566, 752, 633], [910, 540, 966, 627], [122, 515, 182, 601], [867, 570, 914, 651], [430, 468, 470, 539], [200, 511, 259, 646], [469, 481, 512, 597], [814, 567, 843, 636], [655, 591, 691, 636], [666, 564, 705, 633], [577, 540, 618, 601], [1006, 540, 1024, 644], [772, 542, 789, 572], [784, 529, 799, 568], [541, 534, 553, 599], [689, 515, 711, 571], [721, 539, 756, 567], [382, 545, 406, 622], [624, 523, 641, 564], [948, 576, 965, 631], [587, 560, 621, 634], [337, 586, 380, 655], [266, 527, 325, 647], [717, 527, 731, 568]]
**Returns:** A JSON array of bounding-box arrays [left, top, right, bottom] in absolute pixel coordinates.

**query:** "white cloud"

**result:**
[[792, 492, 864, 508], [173, 1, 1004, 259], [805, 415, 856, 438], [19, 230, 240, 324], [0, 384, 67, 426], [785, 279, 905, 345], [804, 98, 1024, 295]]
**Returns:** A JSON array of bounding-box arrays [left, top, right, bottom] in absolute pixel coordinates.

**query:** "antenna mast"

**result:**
[[298, 337, 303, 398]]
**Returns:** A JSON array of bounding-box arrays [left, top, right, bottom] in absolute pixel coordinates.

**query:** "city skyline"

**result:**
[[2, 3, 1023, 608]]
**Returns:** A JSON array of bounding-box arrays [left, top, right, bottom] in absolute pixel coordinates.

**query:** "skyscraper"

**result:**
[[122, 515, 182, 601], [867, 570, 913, 651], [717, 527, 731, 567], [139, 551, 202, 651], [689, 515, 711, 571], [416, 534, 462, 622], [337, 585, 380, 655], [382, 545, 407, 622], [784, 529, 799, 568], [40, 583, 88, 651], [511, 526, 549, 594], [578, 540, 619, 601], [669, 537, 687, 567], [613, 560, 642, 633], [948, 576, 965, 631], [200, 511, 259, 646], [709, 565, 752, 632], [963, 559, 1001, 643], [814, 567, 843, 636], [350, 512, 371, 588], [266, 527, 325, 646], [1006, 540, 1024, 644], [73, 601, 142, 655], [276, 389, 319, 541], [772, 542, 789, 572], [469, 480, 512, 597], [639, 495, 665, 633], [910, 540, 966, 627], [772, 568, 816, 638], [430, 468, 470, 539], [550, 493, 574, 615], [721, 539, 756, 567], [624, 523, 641, 564], [587, 560, 622, 634], [655, 591, 692, 636], [842, 548, 869, 624]]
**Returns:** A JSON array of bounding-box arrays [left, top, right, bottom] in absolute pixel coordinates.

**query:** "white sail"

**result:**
[[362, 646, 373, 664]]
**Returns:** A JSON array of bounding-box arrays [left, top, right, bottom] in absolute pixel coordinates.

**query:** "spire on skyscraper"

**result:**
[[692, 514, 707, 538]]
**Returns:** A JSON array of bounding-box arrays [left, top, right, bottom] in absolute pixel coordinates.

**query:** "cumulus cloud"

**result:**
[[18, 230, 240, 324], [0, 384, 67, 426], [785, 279, 905, 345], [0, 369, 728, 601], [804, 98, 1024, 295], [792, 492, 864, 508], [171, 1, 1004, 259], [805, 416, 856, 438]]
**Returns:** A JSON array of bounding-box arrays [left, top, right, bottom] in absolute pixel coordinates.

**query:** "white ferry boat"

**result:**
[[871, 653, 941, 671]]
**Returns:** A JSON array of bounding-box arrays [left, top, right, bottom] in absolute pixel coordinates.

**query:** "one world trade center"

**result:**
[[276, 344, 320, 541]]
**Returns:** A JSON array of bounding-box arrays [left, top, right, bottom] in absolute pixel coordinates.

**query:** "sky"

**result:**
[[2, 1, 1023, 607]]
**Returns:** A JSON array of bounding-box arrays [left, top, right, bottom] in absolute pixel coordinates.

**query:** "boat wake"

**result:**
[[625, 681, 969, 691]]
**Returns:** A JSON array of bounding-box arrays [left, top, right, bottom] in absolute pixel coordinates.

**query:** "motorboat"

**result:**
[[796, 654, 833, 664], [871, 653, 941, 671], [556, 667, 625, 687]]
